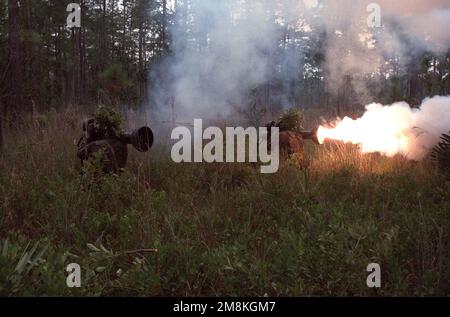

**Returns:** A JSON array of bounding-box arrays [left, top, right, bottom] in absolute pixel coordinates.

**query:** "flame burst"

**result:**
[[316, 97, 450, 160]]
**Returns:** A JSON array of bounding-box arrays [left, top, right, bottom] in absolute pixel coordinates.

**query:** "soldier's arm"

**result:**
[[77, 137, 89, 161]]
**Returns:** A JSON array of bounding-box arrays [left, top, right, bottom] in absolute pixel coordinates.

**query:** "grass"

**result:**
[[0, 107, 449, 296]]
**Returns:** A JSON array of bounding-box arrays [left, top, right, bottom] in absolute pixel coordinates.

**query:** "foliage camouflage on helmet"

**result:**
[[278, 108, 304, 133], [93, 105, 124, 139]]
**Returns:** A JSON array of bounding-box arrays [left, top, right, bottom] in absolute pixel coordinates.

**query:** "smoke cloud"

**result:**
[[318, 95, 450, 160], [321, 0, 450, 99], [150, 0, 450, 126], [151, 0, 285, 124]]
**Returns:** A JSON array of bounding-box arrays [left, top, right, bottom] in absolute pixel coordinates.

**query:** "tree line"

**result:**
[[0, 0, 170, 117], [0, 0, 449, 123]]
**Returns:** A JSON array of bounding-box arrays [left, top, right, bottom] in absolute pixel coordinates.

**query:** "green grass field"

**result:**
[[0, 108, 449, 296]]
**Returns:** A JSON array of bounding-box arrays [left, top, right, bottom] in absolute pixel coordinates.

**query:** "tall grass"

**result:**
[[0, 107, 449, 296]]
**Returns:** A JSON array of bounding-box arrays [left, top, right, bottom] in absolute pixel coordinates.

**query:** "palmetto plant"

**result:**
[[431, 132, 450, 172]]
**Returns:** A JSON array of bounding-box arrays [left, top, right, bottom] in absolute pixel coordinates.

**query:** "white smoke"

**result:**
[[151, 0, 285, 124], [150, 0, 450, 126], [319, 0, 450, 98]]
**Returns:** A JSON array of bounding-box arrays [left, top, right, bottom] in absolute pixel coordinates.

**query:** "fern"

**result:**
[[431, 132, 450, 172]]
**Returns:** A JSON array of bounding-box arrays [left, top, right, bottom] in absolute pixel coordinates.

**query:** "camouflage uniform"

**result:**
[[266, 120, 307, 166], [77, 118, 128, 173]]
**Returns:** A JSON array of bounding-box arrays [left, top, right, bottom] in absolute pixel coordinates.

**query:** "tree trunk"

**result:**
[[122, 0, 127, 60], [7, 0, 23, 116], [0, 101, 3, 150], [138, 24, 145, 105], [162, 0, 167, 53], [71, 27, 81, 105], [101, 0, 107, 70]]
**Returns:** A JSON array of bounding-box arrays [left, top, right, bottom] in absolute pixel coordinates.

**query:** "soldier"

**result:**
[[266, 121, 305, 160], [77, 107, 153, 174], [265, 112, 319, 164], [77, 118, 129, 174]]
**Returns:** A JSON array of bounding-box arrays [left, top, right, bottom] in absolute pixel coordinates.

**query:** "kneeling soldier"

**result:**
[[77, 106, 153, 174]]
